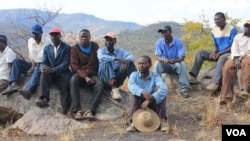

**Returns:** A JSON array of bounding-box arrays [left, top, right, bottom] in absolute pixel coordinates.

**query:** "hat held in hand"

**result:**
[[132, 108, 160, 132]]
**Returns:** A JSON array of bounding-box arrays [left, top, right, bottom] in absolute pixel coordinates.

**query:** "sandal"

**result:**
[[74, 110, 84, 120], [83, 110, 95, 120]]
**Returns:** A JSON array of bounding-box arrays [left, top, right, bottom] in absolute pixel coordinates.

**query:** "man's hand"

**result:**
[[119, 59, 130, 73], [141, 100, 150, 109], [234, 57, 241, 69], [40, 65, 55, 74], [27, 67, 35, 75], [85, 76, 95, 86], [142, 91, 153, 101], [210, 52, 220, 60]]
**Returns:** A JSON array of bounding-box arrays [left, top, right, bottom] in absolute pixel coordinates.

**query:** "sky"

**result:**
[[0, 0, 248, 27]]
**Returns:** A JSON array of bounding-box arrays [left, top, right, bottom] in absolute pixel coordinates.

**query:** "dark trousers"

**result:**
[[39, 72, 71, 111], [70, 74, 103, 114], [129, 95, 167, 121]]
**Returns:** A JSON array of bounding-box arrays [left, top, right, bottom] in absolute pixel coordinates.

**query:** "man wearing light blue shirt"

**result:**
[[153, 25, 189, 98], [126, 55, 168, 132], [98, 32, 137, 100]]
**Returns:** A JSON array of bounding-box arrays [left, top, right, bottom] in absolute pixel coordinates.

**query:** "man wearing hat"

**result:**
[[153, 25, 190, 98], [35, 27, 71, 115], [189, 12, 238, 95], [1, 24, 46, 98], [219, 20, 250, 104], [127, 55, 168, 132], [0, 35, 16, 93], [97, 32, 137, 100]]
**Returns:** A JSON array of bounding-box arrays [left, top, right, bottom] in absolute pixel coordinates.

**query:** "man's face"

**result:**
[[161, 30, 172, 40], [105, 37, 115, 48], [244, 24, 250, 36], [0, 41, 6, 51], [79, 31, 91, 46], [138, 57, 151, 73], [32, 32, 42, 42], [214, 15, 225, 27], [49, 33, 61, 45]]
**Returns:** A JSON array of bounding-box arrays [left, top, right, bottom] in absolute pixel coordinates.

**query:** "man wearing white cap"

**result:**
[[98, 32, 137, 100], [127, 55, 168, 132], [0, 35, 16, 93], [220, 20, 250, 104]]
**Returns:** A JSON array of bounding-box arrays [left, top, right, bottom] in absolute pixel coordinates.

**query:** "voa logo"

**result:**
[[226, 129, 246, 136]]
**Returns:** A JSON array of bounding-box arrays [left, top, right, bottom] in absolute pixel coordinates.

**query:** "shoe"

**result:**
[[126, 123, 136, 132], [188, 75, 200, 85], [161, 121, 170, 133], [161, 73, 168, 81], [180, 91, 189, 98], [1, 85, 20, 95], [35, 98, 49, 108], [220, 97, 233, 105], [239, 90, 249, 98], [18, 89, 31, 100], [111, 88, 122, 100], [206, 83, 219, 91]]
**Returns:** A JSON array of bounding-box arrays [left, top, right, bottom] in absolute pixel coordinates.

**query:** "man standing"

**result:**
[[70, 29, 103, 120], [189, 12, 238, 93], [98, 32, 137, 100], [1, 24, 45, 99], [154, 25, 189, 98], [126, 55, 168, 132], [0, 35, 16, 93], [220, 20, 250, 104], [35, 28, 71, 114]]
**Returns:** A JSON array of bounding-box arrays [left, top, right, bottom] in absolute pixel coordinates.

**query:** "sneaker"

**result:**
[[18, 89, 31, 100], [189, 75, 200, 85], [239, 90, 250, 98], [220, 97, 233, 105], [111, 88, 122, 100], [35, 98, 49, 108], [1, 85, 20, 95], [126, 123, 136, 132], [180, 91, 189, 98], [161, 121, 170, 133], [206, 83, 219, 91]]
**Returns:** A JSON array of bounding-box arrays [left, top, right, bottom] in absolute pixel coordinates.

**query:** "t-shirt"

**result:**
[[0, 46, 16, 80]]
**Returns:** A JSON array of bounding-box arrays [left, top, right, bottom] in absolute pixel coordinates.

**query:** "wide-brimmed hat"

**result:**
[[132, 108, 160, 132]]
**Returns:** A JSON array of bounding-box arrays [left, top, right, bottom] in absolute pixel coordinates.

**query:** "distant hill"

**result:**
[[0, 9, 143, 37]]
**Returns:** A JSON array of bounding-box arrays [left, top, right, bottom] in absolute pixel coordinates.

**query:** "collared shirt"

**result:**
[[211, 23, 237, 51], [128, 71, 168, 104], [230, 33, 250, 60], [0, 46, 16, 80], [28, 38, 46, 63], [97, 47, 135, 70], [154, 37, 185, 59], [53, 42, 61, 58]]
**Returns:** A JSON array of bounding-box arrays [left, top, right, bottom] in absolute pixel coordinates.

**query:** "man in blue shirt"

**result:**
[[126, 55, 168, 132], [189, 12, 237, 95], [153, 25, 189, 98], [98, 32, 137, 100]]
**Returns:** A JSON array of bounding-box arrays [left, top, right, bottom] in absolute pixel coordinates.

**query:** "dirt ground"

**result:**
[[1, 84, 250, 141]]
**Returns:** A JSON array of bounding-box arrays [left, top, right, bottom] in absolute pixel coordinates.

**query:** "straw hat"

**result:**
[[132, 108, 160, 132]]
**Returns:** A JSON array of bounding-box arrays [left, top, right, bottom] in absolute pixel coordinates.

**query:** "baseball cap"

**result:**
[[31, 24, 43, 34], [157, 25, 172, 33], [104, 32, 116, 39], [49, 27, 61, 34], [244, 20, 250, 27]]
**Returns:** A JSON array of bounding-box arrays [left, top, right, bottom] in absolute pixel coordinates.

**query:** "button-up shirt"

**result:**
[[128, 71, 168, 104], [230, 33, 250, 60]]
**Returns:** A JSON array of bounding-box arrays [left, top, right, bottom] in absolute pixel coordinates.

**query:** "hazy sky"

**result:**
[[0, 0, 248, 27]]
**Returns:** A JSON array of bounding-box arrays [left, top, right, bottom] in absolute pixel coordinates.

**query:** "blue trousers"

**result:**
[[153, 60, 189, 92], [98, 61, 137, 87], [9, 59, 41, 92]]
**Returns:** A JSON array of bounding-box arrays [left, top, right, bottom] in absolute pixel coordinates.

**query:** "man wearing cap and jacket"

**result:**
[[1, 24, 46, 99], [35, 27, 71, 114], [153, 25, 190, 98], [189, 12, 238, 95], [219, 20, 250, 104], [0, 35, 16, 93], [97, 32, 137, 100]]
